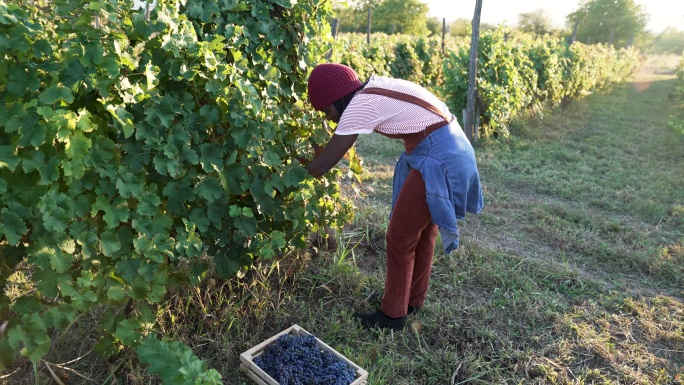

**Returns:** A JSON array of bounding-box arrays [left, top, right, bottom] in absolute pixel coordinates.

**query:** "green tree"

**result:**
[[567, 0, 648, 47], [427, 16, 441, 36], [332, 0, 380, 33], [449, 18, 497, 38], [649, 28, 684, 54], [517, 8, 555, 37], [332, 5, 364, 33], [333, 0, 441, 37], [372, 0, 430, 36], [450, 18, 471, 37]]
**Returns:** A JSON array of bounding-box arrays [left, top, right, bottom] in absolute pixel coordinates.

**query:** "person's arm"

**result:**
[[304, 134, 358, 178]]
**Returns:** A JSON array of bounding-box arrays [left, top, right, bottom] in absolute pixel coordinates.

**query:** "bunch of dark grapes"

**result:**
[[253, 334, 357, 385]]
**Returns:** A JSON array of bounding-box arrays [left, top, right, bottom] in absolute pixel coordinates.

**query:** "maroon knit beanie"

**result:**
[[307, 63, 363, 111]]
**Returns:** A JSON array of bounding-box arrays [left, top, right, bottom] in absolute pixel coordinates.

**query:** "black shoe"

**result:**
[[368, 291, 384, 303], [369, 291, 421, 316], [353, 310, 405, 330]]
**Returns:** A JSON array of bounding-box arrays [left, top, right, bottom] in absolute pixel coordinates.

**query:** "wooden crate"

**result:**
[[240, 324, 368, 385]]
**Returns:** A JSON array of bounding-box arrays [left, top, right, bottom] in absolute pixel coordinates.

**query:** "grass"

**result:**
[[3, 67, 684, 385]]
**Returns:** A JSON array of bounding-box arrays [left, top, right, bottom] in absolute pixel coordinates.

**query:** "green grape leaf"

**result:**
[[189, 208, 211, 233], [33, 269, 72, 298], [153, 154, 180, 177], [213, 251, 248, 279], [283, 165, 308, 187], [199, 143, 223, 172], [115, 319, 140, 346], [0, 2, 19, 25], [232, 129, 251, 148], [163, 181, 194, 213], [270, 230, 287, 250], [22, 150, 44, 173], [113, 226, 135, 259], [81, 41, 105, 66], [259, 244, 275, 259], [181, 146, 199, 165], [62, 158, 86, 179], [117, 172, 144, 199], [143, 63, 158, 90], [40, 247, 73, 274], [7, 313, 51, 363], [38, 157, 60, 185], [136, 191, 161, 217], [106, 282, 126, 302], [38, 84, 75, 105], [4, 109, 38, 134], [18, 122, 48, 148], [65, 130, 92, 159], [6, 65, 31, 97], [100, 231, 121, 257], [70, 289, 98, 310], [76, 108, 95, 132], [44, 304, 78, 330], [147, 279, 167, 303], [102, 197, 130, 229], [12, 296, 42, 315], [137, 334, 223, 384], [106, 104, 135, 138], [196, 177, 223, 203], [263, 179, 275, 197], [188, 262, 208, 285], [77, 230, 99, 259], [113, 38, 137, 71], [0, 338, 14, 371], [61, 60, 88, 87], [41, 206, 68, 234], [57, 275, 79, 298], [263, 150, 282, 167], [0, 146, 20, 171]]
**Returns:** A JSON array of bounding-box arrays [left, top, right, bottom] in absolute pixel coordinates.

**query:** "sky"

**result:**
[[424, 0, 684, 34]]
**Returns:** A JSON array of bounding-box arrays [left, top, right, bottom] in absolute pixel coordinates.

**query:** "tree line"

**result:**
[[332, 0, 684, 54]]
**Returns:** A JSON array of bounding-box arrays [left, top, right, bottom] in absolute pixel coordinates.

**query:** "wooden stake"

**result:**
[[464, 0, 483, 144]]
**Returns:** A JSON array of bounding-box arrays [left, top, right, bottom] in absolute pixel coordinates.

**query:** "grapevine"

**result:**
[[0, 0, 350, 381], [440, 27, 639, 138]]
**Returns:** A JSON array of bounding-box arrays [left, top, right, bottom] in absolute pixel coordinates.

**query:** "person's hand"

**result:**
[[296, 155, 308, 164], [304, 134, 358, 178], [295, 142, 324, 165], [312, 143, 324, 157]]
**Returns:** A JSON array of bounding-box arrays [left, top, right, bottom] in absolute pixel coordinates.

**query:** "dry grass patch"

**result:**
[[552, 295, 684, 384]]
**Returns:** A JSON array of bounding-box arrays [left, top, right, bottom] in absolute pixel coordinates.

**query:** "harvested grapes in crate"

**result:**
[[240, 324, 368, 385]]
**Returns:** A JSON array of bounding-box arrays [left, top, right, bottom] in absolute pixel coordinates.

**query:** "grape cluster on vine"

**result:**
[[253, 334, 357, 385]]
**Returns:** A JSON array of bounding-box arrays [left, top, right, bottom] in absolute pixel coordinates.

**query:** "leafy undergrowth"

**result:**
[[4, 73, 684, 385]]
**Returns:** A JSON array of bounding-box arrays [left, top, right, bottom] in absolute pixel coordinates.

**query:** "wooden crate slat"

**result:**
[[239, 324, 368, 385]]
